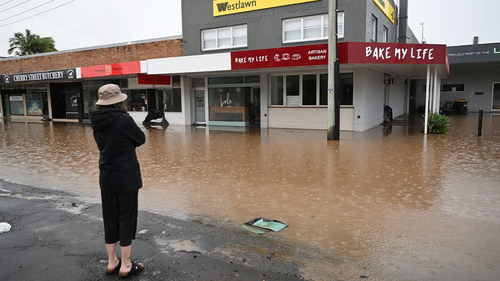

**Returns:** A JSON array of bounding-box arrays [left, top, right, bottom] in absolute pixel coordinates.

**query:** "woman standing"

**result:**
[[90, 84, 145, 278]]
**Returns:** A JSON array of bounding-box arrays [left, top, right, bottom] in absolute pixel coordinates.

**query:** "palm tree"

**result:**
[[33, 36, 57, 53], [8, 29, 57, 56]]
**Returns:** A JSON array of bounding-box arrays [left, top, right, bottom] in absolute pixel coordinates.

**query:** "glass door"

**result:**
[[195, 90, 205, 123]]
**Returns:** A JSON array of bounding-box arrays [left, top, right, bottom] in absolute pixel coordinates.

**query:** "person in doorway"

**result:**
[[90, 84, 146, 278]]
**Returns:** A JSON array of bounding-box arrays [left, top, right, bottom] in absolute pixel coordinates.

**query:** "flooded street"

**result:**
[[1, 114, 499, 280]]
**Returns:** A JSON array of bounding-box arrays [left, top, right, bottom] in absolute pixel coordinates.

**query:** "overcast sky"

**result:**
[[0, 0, 499, 58]]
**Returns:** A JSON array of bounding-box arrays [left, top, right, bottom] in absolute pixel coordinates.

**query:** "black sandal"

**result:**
[[119, 261, 144, 279], [105, 258, 121, 275]]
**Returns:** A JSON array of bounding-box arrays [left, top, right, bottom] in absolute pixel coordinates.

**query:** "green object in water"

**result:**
[[242, 225, 266, 235], [244, 218, 288, 233]]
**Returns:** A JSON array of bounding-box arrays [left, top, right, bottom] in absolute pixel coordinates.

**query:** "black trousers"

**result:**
[[101, 190, 138, 247]]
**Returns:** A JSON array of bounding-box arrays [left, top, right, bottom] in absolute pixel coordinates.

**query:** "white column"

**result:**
[[433, 66, 439, 113], [181, 75, 192, 125], [204, 77, 209, 125], [436, 76, 442, 112], [0, 93, 3, 118], [47, 85, 53, 120], [424, 64, 430, 134], [260, 73, 269, 129]]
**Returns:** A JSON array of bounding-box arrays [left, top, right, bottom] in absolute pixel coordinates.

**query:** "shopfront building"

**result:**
[[146, 40, 448, 132], [1, 68, 78, 122]]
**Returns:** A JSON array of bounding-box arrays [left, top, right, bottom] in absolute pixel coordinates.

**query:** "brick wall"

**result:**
[[0, 38, 183, 75]]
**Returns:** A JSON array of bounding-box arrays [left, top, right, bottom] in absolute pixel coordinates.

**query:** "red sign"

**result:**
[[231, 44, 328, 70], [80, 61, 141, 78], [337, 42, 448, 65], [137, 74, 171, 85], [231, 42, 449, 71]]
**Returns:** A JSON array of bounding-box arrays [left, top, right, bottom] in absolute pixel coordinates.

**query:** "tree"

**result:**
[[32, 36, 57, 54], [8, 29, 57, 56]]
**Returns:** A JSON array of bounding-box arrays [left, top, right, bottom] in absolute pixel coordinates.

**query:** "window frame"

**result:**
[[491, 82, 500, 110], [371, 15, 378, 42], [441, 83, 466, 92], [201, 24, 248, 51], [282, 13, 345, 44], [269, 72, 354, 107], [382, 25, 388, 43]]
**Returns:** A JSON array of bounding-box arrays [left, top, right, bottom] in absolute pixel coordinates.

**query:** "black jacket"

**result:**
[[90, 108, 146, 194]]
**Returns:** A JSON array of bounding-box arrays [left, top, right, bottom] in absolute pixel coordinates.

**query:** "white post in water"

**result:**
[[433, 66, 439, 113], [327, 0, 339, 140], [424, 64, 431, 134]]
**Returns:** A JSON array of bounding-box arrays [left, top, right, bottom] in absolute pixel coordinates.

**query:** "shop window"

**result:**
[[172, 76, 181, 87], [371, 15, 378, 41], [9, 95, 24, 115], [286, 75, 299, 105], [208, 75, 259, 86], [493, 83, 500, 110], [283, 13, 344, 44], [26, 93, 43, 115], [125, 90, 147, 112], [202, 25, 247, 51], [442, 83, 466, 92], [208, 87, 250, 122], [244, 76, 260, 83], [165, 88, 182, 112], [271, 73, 353, 106], [209, 76, 244, 85], [339, 73, 354, 105], [270, 76, 284, 105], [303, 74, 317, 105], [319, 74, 328, 105]]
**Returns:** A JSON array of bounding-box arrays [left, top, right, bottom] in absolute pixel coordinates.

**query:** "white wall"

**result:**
[[354, 68, 385, 131], [389, 78, 407, 118], [268, 107, 354, 131], [147, 53, 231, 75], [268, 107, 326, 130], [129, 109, 186, 126], [415, 64, 500, 112]]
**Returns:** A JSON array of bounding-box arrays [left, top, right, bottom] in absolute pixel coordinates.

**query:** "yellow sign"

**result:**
[[373, 0, 395, 24], [213, 0, 320, 17]]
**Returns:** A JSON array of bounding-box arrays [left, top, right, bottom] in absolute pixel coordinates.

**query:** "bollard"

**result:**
[[478, 109, 483, 136]]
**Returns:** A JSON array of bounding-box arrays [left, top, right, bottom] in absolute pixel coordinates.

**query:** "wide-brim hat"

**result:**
[[96, 84, 128, 105]]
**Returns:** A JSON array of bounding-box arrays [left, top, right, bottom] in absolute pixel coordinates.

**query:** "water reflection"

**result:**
[[0, 113, 499, 280]]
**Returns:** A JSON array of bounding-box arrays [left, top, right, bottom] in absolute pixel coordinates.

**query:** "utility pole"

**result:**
[[327, 0, 340, 140]]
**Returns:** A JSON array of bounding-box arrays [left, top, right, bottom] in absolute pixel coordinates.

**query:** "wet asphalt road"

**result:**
[[0, 180, 306, 281]]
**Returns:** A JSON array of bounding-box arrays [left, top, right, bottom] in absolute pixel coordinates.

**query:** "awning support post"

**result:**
[[433, 66, 439, 113], [327, 0, 339, 140], [424, 64, 431, 134]]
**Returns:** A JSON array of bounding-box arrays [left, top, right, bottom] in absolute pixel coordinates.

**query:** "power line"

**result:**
[[0, 0, 30, 13], [0, 0, 76, 28], [1, 0, 54, 21], [0, 1, 15, 7]]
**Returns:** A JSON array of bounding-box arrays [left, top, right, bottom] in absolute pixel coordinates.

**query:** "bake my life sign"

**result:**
[[231, 42, 448, 70], [338, 42, 448, 65], [213, 0, 320, 16]]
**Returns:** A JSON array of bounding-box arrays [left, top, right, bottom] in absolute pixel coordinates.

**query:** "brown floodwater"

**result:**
[[1, 113, 499, 280]]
